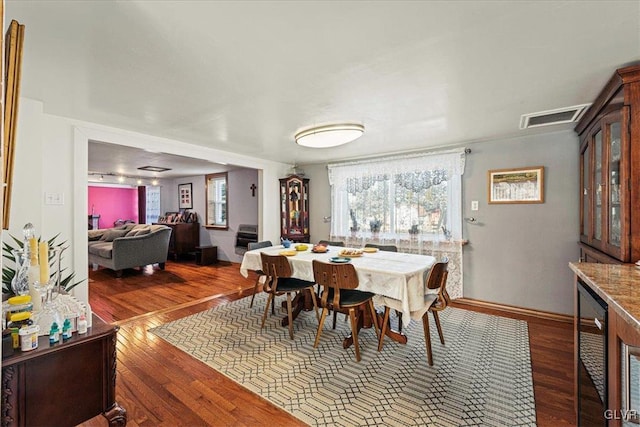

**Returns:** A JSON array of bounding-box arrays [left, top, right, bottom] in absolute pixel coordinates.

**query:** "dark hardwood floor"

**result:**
[[81, 260, 575, 426]]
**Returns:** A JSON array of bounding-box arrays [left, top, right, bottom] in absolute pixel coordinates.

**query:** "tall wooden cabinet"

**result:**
[[279, 175, 309, 243], [577, 64, 640, 264]]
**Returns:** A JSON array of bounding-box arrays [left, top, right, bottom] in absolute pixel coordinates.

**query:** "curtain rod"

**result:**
[[326, 146, 470, 168]]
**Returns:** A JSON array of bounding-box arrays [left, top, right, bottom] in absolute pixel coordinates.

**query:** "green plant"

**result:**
[[370, 219, 382, 233], [2, 233, 83, 296]]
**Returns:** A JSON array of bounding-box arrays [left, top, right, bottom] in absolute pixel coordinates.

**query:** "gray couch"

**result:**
[[88, 224, 172, 277]]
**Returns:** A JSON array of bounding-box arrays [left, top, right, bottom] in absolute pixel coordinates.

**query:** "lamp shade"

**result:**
[[295, 123, 364, 148]]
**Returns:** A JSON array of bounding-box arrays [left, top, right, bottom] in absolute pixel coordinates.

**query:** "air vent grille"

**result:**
[[520, 104, 591, 129]]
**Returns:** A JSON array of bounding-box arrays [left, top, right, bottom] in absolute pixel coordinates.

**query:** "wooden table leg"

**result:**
[[280, 290, 310, 327], [343, 307, 407, 349]]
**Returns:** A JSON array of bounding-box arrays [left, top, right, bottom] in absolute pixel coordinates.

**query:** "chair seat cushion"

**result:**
[[276, 277, 315, 292], [323, 288, 375, 307]]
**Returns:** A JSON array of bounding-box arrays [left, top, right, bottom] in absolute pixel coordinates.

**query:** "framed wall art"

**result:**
[[488, 166, 544, 204], [178, 183, 193, 209]]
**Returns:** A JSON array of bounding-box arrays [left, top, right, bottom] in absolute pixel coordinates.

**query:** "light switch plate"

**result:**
[[471, 200, 479, 211], [45, 192, 64, 205]]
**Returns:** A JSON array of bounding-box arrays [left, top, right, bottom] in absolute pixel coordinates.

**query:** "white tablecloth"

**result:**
[[240, 245, 435, 326]]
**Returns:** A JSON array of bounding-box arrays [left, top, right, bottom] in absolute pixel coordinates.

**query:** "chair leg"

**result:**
[[349, 308, 361, 362], [368, 300, 380, 340], [249, 275, 261, 308], [271, 295, 275, 314], [432, 310, 445, 345], [377, 306, 390, 352], [286, 292, 294, 340], [396, 310, 403, 333], [332, 310, 338, 329], [422, 313, 434, 366], [261, 293, 274, 329], [309, 289, 320, 321], [314, 307, 329, 348]]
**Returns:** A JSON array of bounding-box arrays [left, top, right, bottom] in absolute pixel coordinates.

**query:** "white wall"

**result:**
[[5, 97, 290, 307], [301, 129, 579, 315]]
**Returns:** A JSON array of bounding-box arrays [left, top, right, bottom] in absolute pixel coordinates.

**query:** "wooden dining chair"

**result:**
[[312, 260, 380, 362], [364, 243, 397, 252], [260, 253, 319, 340], [247, 240, 273, 309], [318, 240, 345, 247], [378, 258, 450, 365]]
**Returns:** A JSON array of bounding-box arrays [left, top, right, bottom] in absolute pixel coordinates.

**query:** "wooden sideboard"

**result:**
[[155, 222, 200, 259], [1, 316, 126, 426]]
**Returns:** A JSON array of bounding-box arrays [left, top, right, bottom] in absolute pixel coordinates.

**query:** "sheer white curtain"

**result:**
[[327, 148, 466, 298]]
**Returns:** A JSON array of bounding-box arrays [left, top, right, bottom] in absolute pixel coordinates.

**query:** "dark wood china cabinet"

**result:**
[[279, 175, 309, 243], [577, 64, 640, 264]]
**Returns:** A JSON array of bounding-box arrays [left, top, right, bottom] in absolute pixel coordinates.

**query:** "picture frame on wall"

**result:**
[[178, 183, 193, 209], [488, 166, 544, 204]]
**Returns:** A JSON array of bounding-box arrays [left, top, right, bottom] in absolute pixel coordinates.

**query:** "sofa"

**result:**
[[88, 224, 172, 277]]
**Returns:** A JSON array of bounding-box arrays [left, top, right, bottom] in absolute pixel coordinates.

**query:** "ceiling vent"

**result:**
[[519, 103, 591, 130]]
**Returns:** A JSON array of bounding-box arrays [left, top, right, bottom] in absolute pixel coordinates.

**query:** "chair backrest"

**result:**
[[318, 240, 345, 247], [312, 260, 359, 309], [425, 258, 450, 310], [364, 243, 398, 252], [260, 253, 292, 280], [248, 240, 273, 251]]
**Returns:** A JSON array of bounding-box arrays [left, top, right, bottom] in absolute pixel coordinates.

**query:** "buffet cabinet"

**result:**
[[279, 175, 309, 243], [156, 222, 199, 259], [577, 64, 640, 264], [1, 317, 126, 426]]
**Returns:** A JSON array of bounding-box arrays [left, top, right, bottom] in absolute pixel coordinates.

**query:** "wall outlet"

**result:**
[[471, 200, 479, 211]]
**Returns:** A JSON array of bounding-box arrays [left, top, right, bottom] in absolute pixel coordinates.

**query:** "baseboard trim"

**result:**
[[452, 297, 573, 325]]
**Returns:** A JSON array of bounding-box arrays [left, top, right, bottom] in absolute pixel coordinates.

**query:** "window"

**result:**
[[205, 172, 228, 229], [328, 150, 465, 241], [145, 185, 161, 224]]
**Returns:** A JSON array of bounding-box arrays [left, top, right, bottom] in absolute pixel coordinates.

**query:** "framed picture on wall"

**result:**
[[178, 183, 193, 209], [488, 166, 544, 204]]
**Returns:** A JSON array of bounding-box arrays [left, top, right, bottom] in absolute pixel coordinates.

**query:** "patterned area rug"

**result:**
[[150, 294, 536, 426]]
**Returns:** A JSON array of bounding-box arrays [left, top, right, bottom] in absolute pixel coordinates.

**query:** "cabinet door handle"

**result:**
[[624, 344, 631, 419]]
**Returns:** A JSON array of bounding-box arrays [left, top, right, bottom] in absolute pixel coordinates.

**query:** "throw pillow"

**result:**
[[133, 228, 151, 237], [125, 227, 151, 237], [99, 229, 129, 242]]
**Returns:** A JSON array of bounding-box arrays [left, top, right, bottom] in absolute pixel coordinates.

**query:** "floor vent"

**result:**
[[519, 104, 591, 129]]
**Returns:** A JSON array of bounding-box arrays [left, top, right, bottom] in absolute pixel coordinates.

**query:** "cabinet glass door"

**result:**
[[594, 130, 603, 243], [609, 122, 622, 247], [581, 144, 591, 242]]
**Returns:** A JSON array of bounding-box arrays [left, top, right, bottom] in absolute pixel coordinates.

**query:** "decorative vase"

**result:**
[[11, 249, 30, 296]]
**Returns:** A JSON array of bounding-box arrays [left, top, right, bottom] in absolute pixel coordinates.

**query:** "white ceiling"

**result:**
[[6, 1, 640, 172]]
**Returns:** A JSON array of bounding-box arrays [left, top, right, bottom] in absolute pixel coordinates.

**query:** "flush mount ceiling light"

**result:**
[[137, 165, 171, 172], [294, 123, 364, 148]]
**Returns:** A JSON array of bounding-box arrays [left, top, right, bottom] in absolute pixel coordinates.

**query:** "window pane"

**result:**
[[206, 172, 228, 228]]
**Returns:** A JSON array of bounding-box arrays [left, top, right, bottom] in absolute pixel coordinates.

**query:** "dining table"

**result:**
[[240, 244, 436, 345]]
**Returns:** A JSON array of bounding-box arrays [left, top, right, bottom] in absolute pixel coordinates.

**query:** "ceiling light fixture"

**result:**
[[137, 165, 171, 172], [294, 123, 364, 148]]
